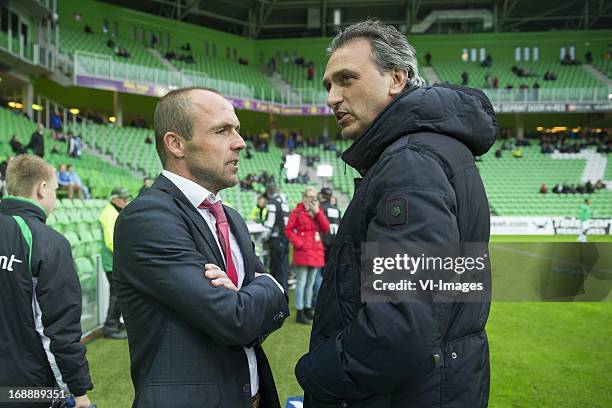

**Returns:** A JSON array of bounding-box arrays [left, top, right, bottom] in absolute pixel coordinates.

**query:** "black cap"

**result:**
[[320, 187, 332, 197]]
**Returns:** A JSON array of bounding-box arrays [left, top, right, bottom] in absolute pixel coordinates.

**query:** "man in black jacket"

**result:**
[[295, 20, 496, 408], [262, 182, 290, 291], [26, 123, 46, 158], [0, 155, 93, 408]]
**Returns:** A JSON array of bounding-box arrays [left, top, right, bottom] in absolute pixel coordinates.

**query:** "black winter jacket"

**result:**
[[295, 84, 497, 408], [0, 197, 93, 398]]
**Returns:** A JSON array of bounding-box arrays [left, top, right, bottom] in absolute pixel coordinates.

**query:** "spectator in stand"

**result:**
[[585, 51, 593, 64], [494, 148, 502, 158], [68, 132, 82, 158], [561, 53, 578, 65], [26, 123, 45, 158], [50, 110, 63, 139], [285, 188, 330, 324], [9, 134, 26, 155], [56, 164, 83, 199], [553, 184, 562, 194], [180, 42, 191, 51], [66, 164, 90, 199], [267, 57, 276, 76], [107, 39, 115, 48], [84, 25, 93, 34], [283, 51, 289, 64], [511, 146, 523, 158], [139, 177, 153, 195], [461, 71, 469, 85], [144, 135, 153, 144], [594, 180, 606, 190], [481, 54, 492, 68], [425, 51, 432, 66], [307, 62, 315, 81], [539, 184, 548, 194]]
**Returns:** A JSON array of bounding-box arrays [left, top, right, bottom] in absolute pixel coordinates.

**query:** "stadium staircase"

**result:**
[[422, 66, 441, 84], [582, 64, 612, 86]]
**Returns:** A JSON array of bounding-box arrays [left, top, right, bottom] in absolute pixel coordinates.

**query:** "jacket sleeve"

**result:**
[[99, 207, 114, 252], [114, 197, 289, 347], [315, 207, 330, 233], [284, 208, 304, 249], [296, 147, 459, 401], [34, 234, 93, 397], [261, 202, 277, 241]]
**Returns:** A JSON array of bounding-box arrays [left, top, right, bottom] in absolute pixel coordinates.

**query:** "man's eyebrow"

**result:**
[[209, 121, 240, 131], [323, 68, 358, 88]]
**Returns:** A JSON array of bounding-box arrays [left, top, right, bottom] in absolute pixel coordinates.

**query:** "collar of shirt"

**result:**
[[162, 170, 221, 208]]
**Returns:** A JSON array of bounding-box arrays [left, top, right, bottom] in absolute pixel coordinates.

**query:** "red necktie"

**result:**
[[198, 199, 239, 287]]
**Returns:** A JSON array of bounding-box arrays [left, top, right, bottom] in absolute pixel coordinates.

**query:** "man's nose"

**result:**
[[327, 85, 343, 109], [232, 131, 246, 150]]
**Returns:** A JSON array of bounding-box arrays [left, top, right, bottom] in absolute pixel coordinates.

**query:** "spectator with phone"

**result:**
[[285, 188, 330, 324]]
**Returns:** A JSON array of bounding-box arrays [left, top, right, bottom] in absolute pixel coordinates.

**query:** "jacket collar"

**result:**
[[0, 196, 47, 223], [152, 173, 253, 283], [341, 84, 497, 175]]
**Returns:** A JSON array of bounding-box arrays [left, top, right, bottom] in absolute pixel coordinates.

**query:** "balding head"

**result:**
[[154, 87, 223, 166]]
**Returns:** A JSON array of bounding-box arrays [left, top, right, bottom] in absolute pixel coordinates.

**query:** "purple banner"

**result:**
[[75, 75, 332, 116]]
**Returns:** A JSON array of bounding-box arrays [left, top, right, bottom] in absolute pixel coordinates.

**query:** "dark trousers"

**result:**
[[104, 271, 122, 331], [268, 237, 289, 292]]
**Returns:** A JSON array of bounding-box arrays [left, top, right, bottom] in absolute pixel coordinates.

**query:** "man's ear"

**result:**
[[389, 68, 409, 96], [164, 132, 185, 159], [36, 179, 47, 200]]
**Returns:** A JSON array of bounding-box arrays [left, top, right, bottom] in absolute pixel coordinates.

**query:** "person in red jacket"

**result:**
[[286, 187, 330, 324]]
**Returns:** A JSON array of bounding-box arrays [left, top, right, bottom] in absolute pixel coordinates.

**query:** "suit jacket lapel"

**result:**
[[225, 207, 255, 285], [152, 175, 226, 270]]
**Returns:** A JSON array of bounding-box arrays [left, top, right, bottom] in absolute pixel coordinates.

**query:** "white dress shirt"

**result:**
[[163, 170, 280, 397]]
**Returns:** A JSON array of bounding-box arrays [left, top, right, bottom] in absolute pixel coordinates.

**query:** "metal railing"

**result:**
[[73, 51, 612, 107]]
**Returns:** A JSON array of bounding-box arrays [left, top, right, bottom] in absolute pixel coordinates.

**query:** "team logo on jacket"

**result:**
[[0, 254, 23, 272], [386, 198, 407, 226]]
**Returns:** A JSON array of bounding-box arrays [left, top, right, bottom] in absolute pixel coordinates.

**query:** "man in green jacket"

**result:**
[[99, 186, 131, 339], [578, 198, 592, 242]]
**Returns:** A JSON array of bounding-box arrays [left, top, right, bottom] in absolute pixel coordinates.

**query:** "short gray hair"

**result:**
[[327, 19, 426, 88]]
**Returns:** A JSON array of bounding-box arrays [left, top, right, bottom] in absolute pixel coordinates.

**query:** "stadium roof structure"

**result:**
[[98, 0, 612, 39]]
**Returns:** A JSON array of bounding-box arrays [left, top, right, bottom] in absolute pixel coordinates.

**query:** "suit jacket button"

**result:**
[[242, 383, 250, 393], [341, 402, 349, 407]]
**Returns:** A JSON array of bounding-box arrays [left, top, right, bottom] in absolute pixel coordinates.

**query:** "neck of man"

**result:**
[[165, 162, 220, 195]]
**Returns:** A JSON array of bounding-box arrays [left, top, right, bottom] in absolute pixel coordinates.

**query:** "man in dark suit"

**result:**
[[26, 123, 45, 158], [114, 87, 289, 408]]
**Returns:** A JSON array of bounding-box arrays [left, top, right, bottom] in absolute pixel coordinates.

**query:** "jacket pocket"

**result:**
[[143, 382, 220, 408], [334, 239, 362, 323], [442, 331, 489, 408]]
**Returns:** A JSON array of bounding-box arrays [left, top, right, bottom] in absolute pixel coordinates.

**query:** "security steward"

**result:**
[[99, 187, 131, 339], [0, 155, 92, 408], [262, 182, 290, 291]]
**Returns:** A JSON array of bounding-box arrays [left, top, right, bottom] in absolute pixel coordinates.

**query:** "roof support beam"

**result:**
[[503, 0, 583, 31]]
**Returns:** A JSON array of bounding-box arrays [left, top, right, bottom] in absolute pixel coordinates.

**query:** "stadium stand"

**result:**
[[0, 107, 141, 198], [161, 47, 275, 100], [59, 26, 164, 69], [432, 60, 604, 89]]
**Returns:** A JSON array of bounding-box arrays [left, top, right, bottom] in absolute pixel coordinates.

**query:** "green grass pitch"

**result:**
[[85, 235, 612, 407]]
